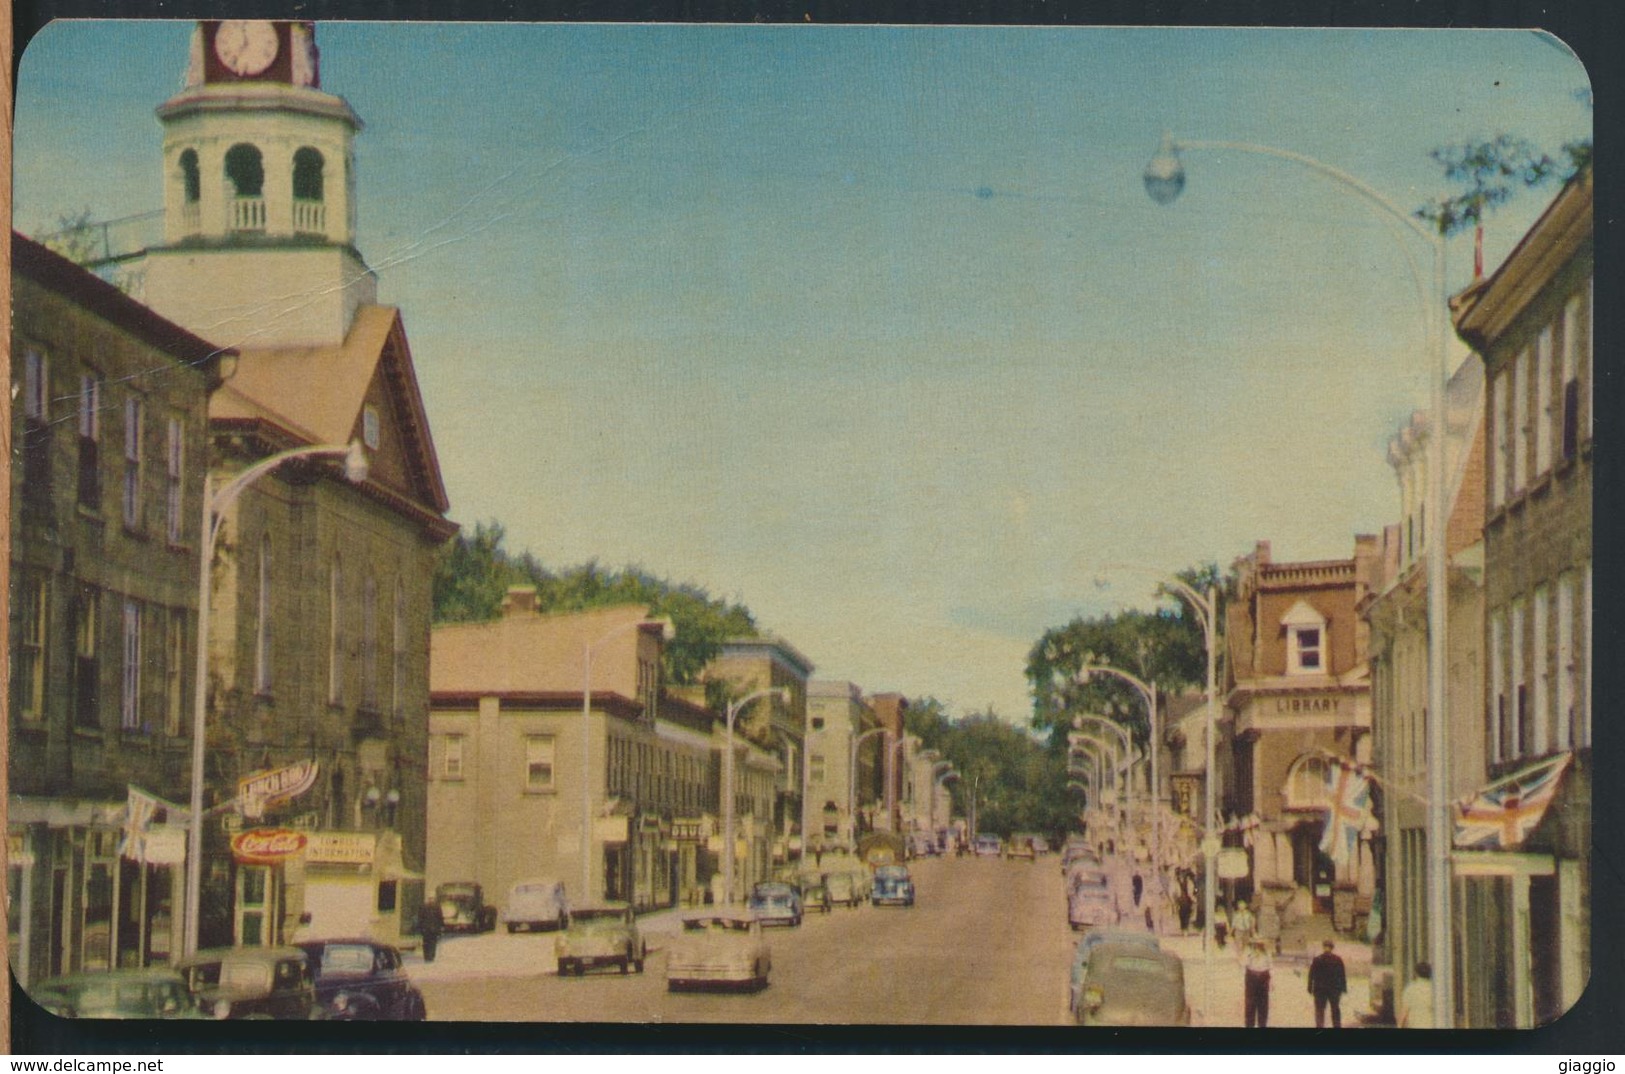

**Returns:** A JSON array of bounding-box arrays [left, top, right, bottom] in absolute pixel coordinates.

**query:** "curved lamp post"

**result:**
[[1078, 665, 1161, 871], [931, 767, 958, 837], [581, 615, 675, 904], [849, 726, 890, 845], [185, 440, 369, 958], [1143, 133, 1449, 1025], [723, 688, 789, 905]]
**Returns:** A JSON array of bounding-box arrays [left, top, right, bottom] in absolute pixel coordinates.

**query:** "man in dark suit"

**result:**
[[1307, 939, 1349, 1028]]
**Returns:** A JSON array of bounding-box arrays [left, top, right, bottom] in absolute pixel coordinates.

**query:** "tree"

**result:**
[[431, 519, 758, 683]]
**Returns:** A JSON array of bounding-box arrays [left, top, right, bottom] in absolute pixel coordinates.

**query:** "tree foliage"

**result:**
[[1024, 563, 1225, 749], [904, 703, 1076, 840], [432, 520, 758, 683]]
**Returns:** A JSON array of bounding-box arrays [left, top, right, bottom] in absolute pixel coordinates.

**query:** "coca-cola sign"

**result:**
[[231, 827, 308, 864]]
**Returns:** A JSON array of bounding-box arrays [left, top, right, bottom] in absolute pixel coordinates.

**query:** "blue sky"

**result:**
[[15, 23, 1592, 720]]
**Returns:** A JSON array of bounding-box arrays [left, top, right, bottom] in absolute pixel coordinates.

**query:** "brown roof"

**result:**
[[431, 604, 660, 699], [209, 304, 450, 516]]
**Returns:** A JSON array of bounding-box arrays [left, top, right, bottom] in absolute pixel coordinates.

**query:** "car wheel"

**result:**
[[792, 915, 802, 927], [507, 923, 519, 934], [557, 959, 571, 976]]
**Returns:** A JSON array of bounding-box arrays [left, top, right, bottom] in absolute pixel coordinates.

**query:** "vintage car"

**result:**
[[1076, 943, 1190, 1027], [795, 871, 832, 913], [823, 869, 864, 908], [295, 938, 427, 1021], [435, 881, 499, 933], [1006, 834, 1039, 861], [554, 903, 646, 976], [30, 968, 204, 1020], [973, 835, 1003, 857], [666, 914, 771, 991], [504, 878, 570, 933], [906, 832, 939, 858], [1068, 930, 1161, 1013], [177, 946, 322, 1020], [747, 882, 803, 927], [1061, 844, 1101, 874], [1065, 862, 1112, 892], [1068, 880, 1121, 931], [871, 864, 916, 907]]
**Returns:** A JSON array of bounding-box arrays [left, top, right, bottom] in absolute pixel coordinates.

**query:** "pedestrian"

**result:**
[[1399, 962, 1435, 1029], [1243, 939, 1273, 1028], [1213, 900, 1230, 948], [1132, 871, 1144, 907], [417, 900, 443, 963], [1176, 880, 1195, 934], [1307, 940, 1348, 1029], [1231, 898, 1256, 950]]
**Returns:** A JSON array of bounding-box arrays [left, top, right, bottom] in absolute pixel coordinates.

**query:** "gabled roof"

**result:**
[[209, 304, 451, 519]]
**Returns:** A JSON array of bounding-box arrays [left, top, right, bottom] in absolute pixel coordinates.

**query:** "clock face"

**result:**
[[215, 20, 280, 77]]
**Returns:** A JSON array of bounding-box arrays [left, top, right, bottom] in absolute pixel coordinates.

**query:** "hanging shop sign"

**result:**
[[237, 760, 320, 820], [1216, 847, 1251, 880], [231, 827, 308, 864]]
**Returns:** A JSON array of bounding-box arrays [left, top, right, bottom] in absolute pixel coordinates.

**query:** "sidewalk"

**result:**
[[1163, 931, 1372, 1029]]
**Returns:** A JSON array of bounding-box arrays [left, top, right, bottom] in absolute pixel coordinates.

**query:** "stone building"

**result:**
[[112, 20, 455, 949], [866, 692, 909, 831], [1448, 167, 1592, 1028], [805, 681, 879, 850], [9, 235, 229, 985], [1364, 345, 1486, 1020], [1223, 538, 1381, 916]]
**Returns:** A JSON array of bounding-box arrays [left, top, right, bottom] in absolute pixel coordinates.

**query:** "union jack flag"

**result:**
[[1453, 753, 1572, 851], [1320, 761, 1376, 868]]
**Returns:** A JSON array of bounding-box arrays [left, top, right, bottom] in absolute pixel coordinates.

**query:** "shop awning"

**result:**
[[1452, 753, 1573, 851]]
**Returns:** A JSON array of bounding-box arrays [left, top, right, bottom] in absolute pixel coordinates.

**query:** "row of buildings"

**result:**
[[1150, 166, 1592, 1028], [6, 20, 944, 989]]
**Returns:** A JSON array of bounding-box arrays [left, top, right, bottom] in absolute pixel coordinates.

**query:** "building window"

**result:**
[[74, 588, 101, 730], [810, 754, 826, 784], [1535, 324, 1553, 477], [1492, 370, 1509, 509], [179, 148, 201, 203], [123, 395, 144, 531], [392, 583, 405, 718], [1510, 598, 1527, 759], [1489, 608, 1506, 764], [78, 374, 102, 510], [1291, 627, 1322, 673], [1556, 573, 1575, 752], [443, 735, 465, 780], [121, 600, 143, 731], [1281, 600, 1327, 675], [361, 574, 379, 709], [810, 716, 825, 731], [255, 535, 273, 694], [328, 558, 344, 705], [292, 147, 325, 201], [22, 349, 51, 503], [362, 404, 380, 450], [166, 417, 184, 544], [15, 575, 47, 723], [1512, 347, 1529, 496], [166, 610, 186, 736], [525, 736, 556, 792], [1532, 585, 1551, 755]]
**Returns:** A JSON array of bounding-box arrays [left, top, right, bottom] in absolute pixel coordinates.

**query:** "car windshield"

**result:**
[[876, 867, 908, 879], [684, 917, 751, 932], [218, 961, 273, 993], [572, 908, 626, 923], [1110, 956, 1176, 977], [318, 944, 374, 974]]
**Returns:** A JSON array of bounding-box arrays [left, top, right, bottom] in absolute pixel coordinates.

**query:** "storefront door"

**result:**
[[235, 865, 281, 947]]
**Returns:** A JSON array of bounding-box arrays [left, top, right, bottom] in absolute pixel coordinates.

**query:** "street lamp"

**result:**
[[1077, 664, 1161, 871], [849, 726, 890, 845], [581, 615, 676, 904], [1143, 132, 1450, 1025], [723, 687, 789, 905], [184, 439, 369, 957], [933, 769, 959, 839]]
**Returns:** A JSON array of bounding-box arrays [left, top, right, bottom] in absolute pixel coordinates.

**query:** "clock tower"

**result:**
[[137, 20, 375, 348]]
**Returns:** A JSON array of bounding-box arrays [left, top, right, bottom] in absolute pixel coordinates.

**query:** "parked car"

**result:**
[[295, 938, 426, 1021], [824, 870, 859, 908], [1007, 834, 1039, 861], [504, 878, 570, 933], [907, 832, 940, 858], [747, 882, 803, 927], [1065, 863, 1112, 892], [795, 871, 832, 914], [30, 968, 204, 1020], [1061, 844, 1100, 874], [666, 914, 771, 991], [872, 864, 916, 907], [434, 881, 498, 933], [973, 835, 1003, 857], [1075, 943, 1190, 1026], [177, 946, 322, 1020], [555, 903, 646, 976], [1069, 930, 1161, 1013], [1068, 882, 1121, 931]]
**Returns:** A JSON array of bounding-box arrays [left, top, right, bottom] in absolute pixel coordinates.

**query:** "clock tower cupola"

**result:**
[[139, 20, 375, 348]]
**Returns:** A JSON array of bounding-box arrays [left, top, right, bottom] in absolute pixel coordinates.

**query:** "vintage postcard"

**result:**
[[7, 16, 1596, 1044]]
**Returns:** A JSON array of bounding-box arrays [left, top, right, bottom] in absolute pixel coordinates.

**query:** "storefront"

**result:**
[[295, 830, 421, 945]]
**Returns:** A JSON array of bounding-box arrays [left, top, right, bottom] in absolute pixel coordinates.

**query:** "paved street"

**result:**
[[409, 854, 1371, 1027]]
